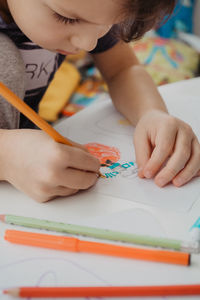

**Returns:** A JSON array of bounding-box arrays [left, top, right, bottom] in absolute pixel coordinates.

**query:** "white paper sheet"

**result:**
[[1, 79, 200, 299], [55, 95, 200, 213]]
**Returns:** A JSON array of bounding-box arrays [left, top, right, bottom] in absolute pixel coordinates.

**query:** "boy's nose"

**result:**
[[70, 25, 111, 52], [70, 35, 98, 52]]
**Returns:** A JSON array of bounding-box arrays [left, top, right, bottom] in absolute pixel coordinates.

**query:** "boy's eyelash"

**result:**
[[53, 12, 80, 25]]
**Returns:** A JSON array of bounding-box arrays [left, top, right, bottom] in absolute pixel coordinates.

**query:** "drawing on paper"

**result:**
[[85, 143, 121, 165], [85, 142, 138, 179], [103, 161, 138, 179]]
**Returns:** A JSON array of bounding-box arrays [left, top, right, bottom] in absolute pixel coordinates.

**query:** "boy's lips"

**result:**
[[56, 49, 77, 55]]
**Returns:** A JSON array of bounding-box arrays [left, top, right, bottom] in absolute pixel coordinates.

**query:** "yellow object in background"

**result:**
[[39, 60, 81, 122]]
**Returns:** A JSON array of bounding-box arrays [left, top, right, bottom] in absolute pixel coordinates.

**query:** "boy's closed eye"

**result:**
[[53, 12, 80, 25]]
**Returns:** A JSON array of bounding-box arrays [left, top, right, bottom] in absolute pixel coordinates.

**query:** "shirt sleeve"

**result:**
[[89, 25, 120, 54]]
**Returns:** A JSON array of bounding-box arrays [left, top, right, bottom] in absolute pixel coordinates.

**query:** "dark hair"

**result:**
[[118, 0, 177, 42]]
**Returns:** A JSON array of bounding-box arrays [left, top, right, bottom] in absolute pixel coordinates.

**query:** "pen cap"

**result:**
[[4, 230, 78, 252]]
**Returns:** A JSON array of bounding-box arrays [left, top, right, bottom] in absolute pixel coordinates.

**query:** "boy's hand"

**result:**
[[134, 110, 200, 187], [0, 129, 100, 202]]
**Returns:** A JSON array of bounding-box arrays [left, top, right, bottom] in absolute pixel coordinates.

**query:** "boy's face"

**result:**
[[7, 0, 123, 54]]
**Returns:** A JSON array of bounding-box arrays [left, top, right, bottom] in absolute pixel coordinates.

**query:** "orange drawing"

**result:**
[[85, 143, 121, 165]]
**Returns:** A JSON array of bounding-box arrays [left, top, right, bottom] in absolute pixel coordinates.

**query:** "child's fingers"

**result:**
[[63, 137, 88, 152], [61, 145, 100, 173], [142, 128, 176, 179], [70, 140, 90, 153], [57, 168, 98, 190], [154, 132, 193, 187], [36, 187, 79, 203], [133, 128, 152, 178], [172, 138, 200, 187], [53, 186, 79, 197]]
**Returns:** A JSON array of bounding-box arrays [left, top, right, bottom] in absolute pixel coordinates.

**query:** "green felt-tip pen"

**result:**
[[0, 214, 199, 253]]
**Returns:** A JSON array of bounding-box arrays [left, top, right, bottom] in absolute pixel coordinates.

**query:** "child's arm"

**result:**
[[92, 41, 200, 187], [0, 33, 100, 202], [93, 41, 168, 125]]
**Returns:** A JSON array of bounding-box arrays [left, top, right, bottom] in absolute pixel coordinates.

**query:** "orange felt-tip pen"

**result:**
[[4, 229, 190, 266], [3, 284, 200, 298]]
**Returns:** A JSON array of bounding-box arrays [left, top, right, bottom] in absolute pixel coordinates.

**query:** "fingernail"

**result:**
[[137, 167, 145, 178], [174, 177, 183, 186], [137, 167, 143, 175], [156, 178, 166, 187], [144, 170, 152, 178]]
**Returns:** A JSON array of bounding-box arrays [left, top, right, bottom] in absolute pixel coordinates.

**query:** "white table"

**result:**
[[0, 78, 200, 299]]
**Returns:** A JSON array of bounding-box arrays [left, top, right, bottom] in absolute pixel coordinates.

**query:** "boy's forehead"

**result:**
[[50, 0, 125, 25]]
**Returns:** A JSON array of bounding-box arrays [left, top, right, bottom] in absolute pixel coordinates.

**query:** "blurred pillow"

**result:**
[[131, 36, 199, 85]]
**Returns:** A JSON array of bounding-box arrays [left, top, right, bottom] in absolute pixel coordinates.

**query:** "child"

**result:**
[[0, 0, 199, 202]]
